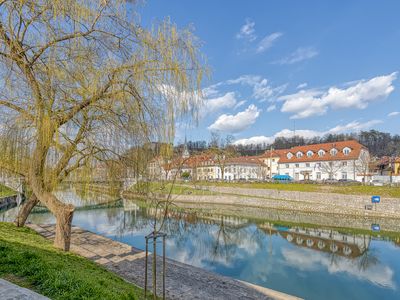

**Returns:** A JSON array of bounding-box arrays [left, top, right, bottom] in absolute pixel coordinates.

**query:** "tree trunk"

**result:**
[[15, 193, 39, 227], [54, 203, 74, 251]]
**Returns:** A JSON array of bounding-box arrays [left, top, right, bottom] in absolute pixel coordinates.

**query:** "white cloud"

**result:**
[[280, 72, 397, 119], [208, 104, 261, 133], [234, 100, 247, 110], [388, 111, 400, 117], [267, 104, 276, 112], [256, 32, 283, 53], [276, 46, 318, 65], [281, 247, 395, 289], [233, 119, 382, 145], [236, 19, 256, 42], [297, 82, 308, 89], [204, 92, 238, 113], [226, 75, 287, 102]]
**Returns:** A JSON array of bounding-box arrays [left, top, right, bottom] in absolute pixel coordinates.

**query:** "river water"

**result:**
[[1, 188, 400, 300]]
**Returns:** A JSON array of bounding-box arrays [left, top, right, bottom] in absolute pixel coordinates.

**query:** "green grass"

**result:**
[[0, 184, 16, 197], [0, 222, 147, 300], [330, 185, 400, 198], [199, 181, 319, 192], [197, 181, 400, 198], [131, 181, 216, 196]]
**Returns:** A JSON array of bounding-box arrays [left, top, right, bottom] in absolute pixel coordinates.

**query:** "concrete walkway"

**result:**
[[0, 279, 50, 300], [28, 224, 301, 300]]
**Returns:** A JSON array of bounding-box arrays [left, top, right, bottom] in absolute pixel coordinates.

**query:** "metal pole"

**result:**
[[163, 235, 166, 300], [153, 235, 157, 299], [144, 237, 148, 298]]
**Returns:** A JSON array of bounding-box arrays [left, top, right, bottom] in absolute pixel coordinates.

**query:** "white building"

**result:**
[[277, 140, 370, 182]]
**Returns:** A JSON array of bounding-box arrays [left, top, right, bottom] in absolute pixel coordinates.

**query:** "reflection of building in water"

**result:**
[[200, 215, 249, 228], [122, 199, 139, 212], [145, 207, 248, 228], [259, 223, 371, 258]]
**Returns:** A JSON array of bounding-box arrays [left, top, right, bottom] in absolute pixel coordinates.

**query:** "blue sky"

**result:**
[[138, 0, 400, 145]]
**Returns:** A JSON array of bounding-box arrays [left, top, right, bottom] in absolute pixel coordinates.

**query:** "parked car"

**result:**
[[370, 179, 384, 186]]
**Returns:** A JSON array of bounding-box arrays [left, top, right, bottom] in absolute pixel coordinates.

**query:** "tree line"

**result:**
[[180, 130, 400, 158]]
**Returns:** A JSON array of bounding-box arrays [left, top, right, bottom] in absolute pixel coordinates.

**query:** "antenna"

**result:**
[[293, 120, 296, 138]]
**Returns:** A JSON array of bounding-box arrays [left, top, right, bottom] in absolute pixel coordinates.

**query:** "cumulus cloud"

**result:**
[[256, 32, 283, 53], [203, 92, 238, 113], [208, 104, 261, 133], [236, 19, 257, 41], [279, 72, 397, 119], [226, 75, 287, 102], [388, 111, 400, 117], [233, 119, 382, 145], [275, 46, 318, 65]]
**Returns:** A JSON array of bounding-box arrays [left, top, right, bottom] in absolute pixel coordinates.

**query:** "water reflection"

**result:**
[[1, 189, 400, 300]]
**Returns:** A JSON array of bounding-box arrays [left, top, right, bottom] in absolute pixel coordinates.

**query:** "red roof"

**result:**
[[277, 140, 366, 163], [226, 156, 266, 166]]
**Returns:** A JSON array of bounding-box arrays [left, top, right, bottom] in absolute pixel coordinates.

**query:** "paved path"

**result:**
[[28, 224, 301, 300], [0, 279, 50, 300]]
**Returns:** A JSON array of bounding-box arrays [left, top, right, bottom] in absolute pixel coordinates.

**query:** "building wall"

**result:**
[[278, 159, 359, 181], [261, 156, 280, 178]]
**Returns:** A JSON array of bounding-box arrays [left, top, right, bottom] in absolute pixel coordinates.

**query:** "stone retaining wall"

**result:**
[[172, 202, 400, 233], [170, 191, 400, 219], [0, 195, 17, 210], [201, 186, 400, 216]]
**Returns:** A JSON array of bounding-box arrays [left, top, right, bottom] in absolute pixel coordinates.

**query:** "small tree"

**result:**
[[355, 149, 371, 184], [320, 161, 343, 180], [207, 132, 236, 181]]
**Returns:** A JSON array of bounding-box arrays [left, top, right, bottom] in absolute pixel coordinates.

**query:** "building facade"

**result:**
[[276, 140, 370, 181]]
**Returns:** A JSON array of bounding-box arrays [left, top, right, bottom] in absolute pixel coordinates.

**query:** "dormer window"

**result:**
[[296, 151, 303, 158], [306, 151, 313, 157], [287, 152, 293, 159], [318, 150, 325, 157], [330, 148, 338, 156], [343, 147, 351, 155]]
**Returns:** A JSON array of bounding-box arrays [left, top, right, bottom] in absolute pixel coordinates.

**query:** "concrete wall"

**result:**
[[171, 186, 400, 219]]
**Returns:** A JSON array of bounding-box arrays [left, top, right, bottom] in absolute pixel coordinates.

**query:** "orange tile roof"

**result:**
[[226, 156, 266, 166], [277, 140, 366, 163], [261, 149, 288, 158]]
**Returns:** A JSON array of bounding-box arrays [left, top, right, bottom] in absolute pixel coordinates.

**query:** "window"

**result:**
[[287, 152, 293, 159], [307, 151, 313, 157], [342, 172, 347, 180], [306, 163, 310, 167], [296, 151, 303, 158], [295, 163, 300, 168], [343, 147, 351, 155], [285, 164, 289, 168], [316, 172, 321, 180], [330, 148, 338, 156], [342, 161, 347, 166], [318, 150, 325, 157]]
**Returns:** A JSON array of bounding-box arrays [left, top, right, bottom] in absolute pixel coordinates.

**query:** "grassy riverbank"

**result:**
[[0, 184, 15, 197], [0, 222, 147, 299], [131, 181, 216, 196], [197, 181, 400, 198]]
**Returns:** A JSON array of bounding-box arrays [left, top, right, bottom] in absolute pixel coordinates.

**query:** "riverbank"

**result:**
[[124, 183, 400, 219], [28, 223, 302, 300], [198, 181, 400, 198], [0, 222, 146, 299]]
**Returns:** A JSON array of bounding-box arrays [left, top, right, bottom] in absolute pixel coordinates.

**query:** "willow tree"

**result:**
[[0, 0, 205, 250]]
